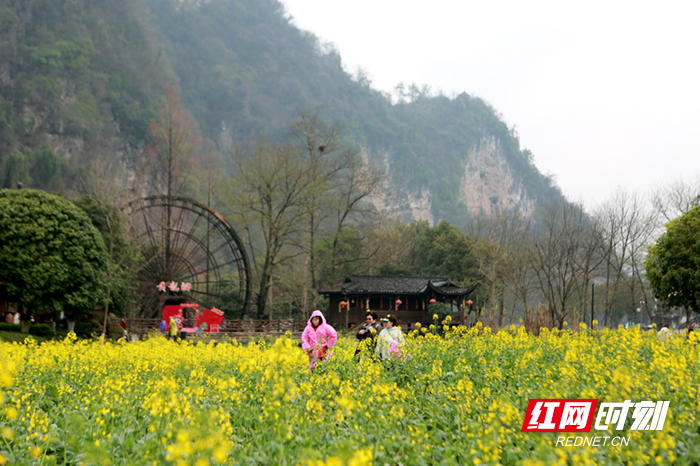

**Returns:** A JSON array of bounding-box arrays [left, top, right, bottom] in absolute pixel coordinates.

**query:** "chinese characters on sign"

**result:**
[[522, 399, 598, 432], [595, 400, 670, 431], [522, 399, 669, 433]]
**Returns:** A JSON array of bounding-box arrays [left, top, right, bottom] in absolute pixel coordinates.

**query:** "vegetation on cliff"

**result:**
[[0, 0, 561, 225]]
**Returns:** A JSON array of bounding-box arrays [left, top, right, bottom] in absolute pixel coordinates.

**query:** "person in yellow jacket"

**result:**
[[168, 317, 179, 340]]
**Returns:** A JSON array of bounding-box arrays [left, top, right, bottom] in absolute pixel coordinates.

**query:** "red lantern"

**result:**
[[466, 300, 473, 307], [340, 301, 347, 309], [429, 298, 436, 304], [395, 299, 402, 308]]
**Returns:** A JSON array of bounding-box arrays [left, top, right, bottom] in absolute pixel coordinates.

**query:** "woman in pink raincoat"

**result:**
[[301, 310, 338, 371]]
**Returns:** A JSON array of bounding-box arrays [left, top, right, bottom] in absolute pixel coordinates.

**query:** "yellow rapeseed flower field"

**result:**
[[0, 325, 698, 465]]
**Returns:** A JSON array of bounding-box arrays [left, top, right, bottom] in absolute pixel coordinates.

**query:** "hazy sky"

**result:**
[[281, 0, 700, 208]]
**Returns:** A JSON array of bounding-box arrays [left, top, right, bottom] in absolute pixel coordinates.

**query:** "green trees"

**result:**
[[0, 189, 108, 329], [646, 206, 700, 325], [0, 0, 167, 191], [365, 219, 482, 288], [1, 0, 565, 229], [72, 196, 138, 318], [414, 221, 480, 284]]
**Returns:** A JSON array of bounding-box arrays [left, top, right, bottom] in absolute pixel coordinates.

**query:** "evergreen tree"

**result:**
[[0, 189, 108, 329]]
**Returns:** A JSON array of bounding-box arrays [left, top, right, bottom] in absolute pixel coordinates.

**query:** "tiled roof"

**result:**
[[318, 275, 478, 296]]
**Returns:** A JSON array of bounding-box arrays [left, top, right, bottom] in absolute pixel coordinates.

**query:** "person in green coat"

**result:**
[[375, 314, 405, 360]]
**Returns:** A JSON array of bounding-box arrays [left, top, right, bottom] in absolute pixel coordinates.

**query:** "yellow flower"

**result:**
[[0, 315, 695, 464], [5, 407, 18, 420], [212, 446, 228, 463], [348, 448, 373, 466], [328, 458, 344, 466]]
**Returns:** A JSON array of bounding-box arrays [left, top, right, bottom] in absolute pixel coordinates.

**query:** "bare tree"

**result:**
[[504, 237, 537, 325], [143, 84, 199, 198], [571, 212, 605, 327], [651, 175, 700, 222], [289, 109, 385, 303], [365, 221, 419, 275], [595, 188, 658, 326], [289, 108, 345, 290], [496, 213, 537, 326], [195, 147, 224, 209], [322, 156, 385, 286], [467, 210, 536, 328], [77, 156, 134, 337], [529, 200, 598, 329], [141, 84, 199, 282], [221, 142, 315, 319], [222, 110, 385, 318], [473, 238, 506, 328]]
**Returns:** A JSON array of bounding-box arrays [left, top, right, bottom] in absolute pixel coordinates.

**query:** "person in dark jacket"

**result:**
[[355, 311, 381, 356]]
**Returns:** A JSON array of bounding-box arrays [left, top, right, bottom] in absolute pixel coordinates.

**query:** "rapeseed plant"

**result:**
[[0, 328, 697, 464]]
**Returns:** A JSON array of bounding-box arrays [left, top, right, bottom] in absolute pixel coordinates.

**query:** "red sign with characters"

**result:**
[[198, 307, 224, 332], [162, 303, 223, 333], [162, 304, 188, 330], [521, 399, 598, 433]]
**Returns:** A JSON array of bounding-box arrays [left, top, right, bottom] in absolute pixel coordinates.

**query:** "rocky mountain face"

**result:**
[[0, 0, 562, 226], [368, 136, 537, 226], [459, 138, 537, 218]]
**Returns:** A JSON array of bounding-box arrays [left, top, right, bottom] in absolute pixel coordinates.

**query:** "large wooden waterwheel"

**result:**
[[126, 195, 250, 318]]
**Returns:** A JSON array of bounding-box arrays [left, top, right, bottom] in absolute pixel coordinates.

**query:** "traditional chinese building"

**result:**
[[318, 275, 479, 330]]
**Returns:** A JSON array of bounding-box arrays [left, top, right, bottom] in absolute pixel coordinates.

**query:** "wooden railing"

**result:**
[[219, 319, 307, 333], [111, 314, 469, 337], [110, 318, 307, 335]]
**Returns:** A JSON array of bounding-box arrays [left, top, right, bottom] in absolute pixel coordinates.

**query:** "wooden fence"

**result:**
[[110, 314, 472, 339], [110, 318, 307, 337]]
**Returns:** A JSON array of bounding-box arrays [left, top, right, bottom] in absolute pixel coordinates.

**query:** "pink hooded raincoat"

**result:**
[[301, 310, 337, 370]]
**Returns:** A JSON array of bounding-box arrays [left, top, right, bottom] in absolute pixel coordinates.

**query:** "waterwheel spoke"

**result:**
[[177, 256, 241, 283], [186, 240, 233, 270], [171, 208, 193, 260]]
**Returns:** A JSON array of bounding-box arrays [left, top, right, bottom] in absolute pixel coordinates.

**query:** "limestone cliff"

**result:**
[[0, 0, 562, 222], [369, 137, 537, 225], [459, 137, 536, 218]]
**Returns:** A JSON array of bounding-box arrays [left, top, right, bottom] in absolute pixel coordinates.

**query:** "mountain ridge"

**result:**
[[0, 0, 563, 227]]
